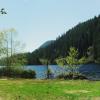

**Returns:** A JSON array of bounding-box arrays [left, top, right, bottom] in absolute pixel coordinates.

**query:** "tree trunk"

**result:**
[[47, 61, 49, 79]]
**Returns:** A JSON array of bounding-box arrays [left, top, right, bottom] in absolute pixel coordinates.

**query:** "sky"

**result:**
[[0, 0, 100, 52]]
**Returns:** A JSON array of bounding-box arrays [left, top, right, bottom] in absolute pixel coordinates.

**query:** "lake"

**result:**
[[25, 65, 65, 79], [24, 63, 100, 80]]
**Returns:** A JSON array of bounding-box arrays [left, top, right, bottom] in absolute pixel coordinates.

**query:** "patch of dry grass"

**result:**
[[64, 90, 91, 94]]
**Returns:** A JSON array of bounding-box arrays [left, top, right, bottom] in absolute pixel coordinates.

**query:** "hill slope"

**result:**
[[39, 40, 54, 49], [27, 15, 100, 64]]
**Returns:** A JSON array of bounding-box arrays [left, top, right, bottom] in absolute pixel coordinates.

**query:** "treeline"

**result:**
[[26, 15, 100, 64], [1, 15, 100, 65]]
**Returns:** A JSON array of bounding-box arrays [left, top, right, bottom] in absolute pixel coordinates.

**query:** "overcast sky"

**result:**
[[0, 0, 100, 52]]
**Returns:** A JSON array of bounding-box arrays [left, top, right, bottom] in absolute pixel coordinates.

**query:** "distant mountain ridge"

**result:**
[[39, 40, 54, 49]]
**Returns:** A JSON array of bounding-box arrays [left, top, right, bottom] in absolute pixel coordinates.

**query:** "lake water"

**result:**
[[25, 65, 65, 79], [24, 64, 100, 80]]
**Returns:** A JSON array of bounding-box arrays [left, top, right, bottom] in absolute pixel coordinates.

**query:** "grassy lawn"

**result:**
[[0, 79, 99, 100]]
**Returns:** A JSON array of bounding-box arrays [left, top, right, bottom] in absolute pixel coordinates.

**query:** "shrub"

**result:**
[[21, 70, 36, 79], [56, 47, 87, 79], [56, 74, 66, 79], [0, 67, 36, 79], [57, 73, 87, 80]]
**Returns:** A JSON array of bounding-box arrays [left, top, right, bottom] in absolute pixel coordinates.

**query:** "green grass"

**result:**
[[0, 79, 99, 100]]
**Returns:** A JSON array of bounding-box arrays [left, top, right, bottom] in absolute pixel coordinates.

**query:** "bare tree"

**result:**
[[2, 28, 26, 67]]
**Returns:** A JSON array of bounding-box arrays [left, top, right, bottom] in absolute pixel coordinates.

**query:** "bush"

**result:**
[[0, 67, 36, 79], [21, 70, 36, 79], [57, 73, 87, 80], [56, 74, 66, 79]]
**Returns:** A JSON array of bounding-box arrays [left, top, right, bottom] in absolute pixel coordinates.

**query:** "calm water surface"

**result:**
[[25, 65, 65, 79], [24, 64, 100, 79]]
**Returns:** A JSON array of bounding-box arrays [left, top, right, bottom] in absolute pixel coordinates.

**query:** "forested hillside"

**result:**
[[27, 15, 100, 64], [39, 40, 54, 49], [1, 15, 100, 65]]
